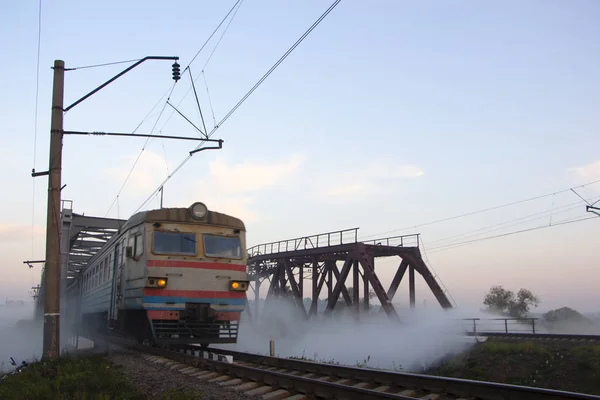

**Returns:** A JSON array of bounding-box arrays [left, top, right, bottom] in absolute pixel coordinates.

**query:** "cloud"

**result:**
[[187, 154, 305, 223], [208, 155, 304, 193], [106, 150, 171, 192], [365, 162, 425, 179], [324, 183, 366, 198], [322, 161, 424, 199], [0, 224, 45, 243], [569, 160, 600, 180]]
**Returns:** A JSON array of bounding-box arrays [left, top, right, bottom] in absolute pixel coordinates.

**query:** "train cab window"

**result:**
[[134, 235, 143, 257], [152, 231, 196, 255], [203, 234, 242, 259]]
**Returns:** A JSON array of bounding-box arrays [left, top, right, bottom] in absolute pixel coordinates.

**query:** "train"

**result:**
[[65, 201, 250, 348]]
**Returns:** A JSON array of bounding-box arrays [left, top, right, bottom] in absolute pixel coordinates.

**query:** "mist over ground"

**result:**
[[216, 300, 493, 372], [0, 302, 42, 374]]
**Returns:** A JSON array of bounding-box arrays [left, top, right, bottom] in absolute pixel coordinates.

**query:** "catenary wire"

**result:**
[[426, 195, 600, 247], [134, 0, 344, 214], [104, 0, 245, 217], [426, 215, 598, 254], [104, 84, 176, 217], [150, 0, 245, 140], [358, 179, 600, 240], [186, 0, 243, 72]]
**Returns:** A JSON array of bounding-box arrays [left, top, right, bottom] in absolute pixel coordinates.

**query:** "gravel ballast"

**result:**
[[107, 348, 259, 399]]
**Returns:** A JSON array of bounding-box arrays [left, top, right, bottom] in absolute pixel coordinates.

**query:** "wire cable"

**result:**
[[186, 0, 243, 71], [31, 0, 43, 288], [358, 179, 600, 240], [104, 84, 175, 217], [65, 58, 142, 71], [418, 236, 457, 307], [150, 0, 245, 141], [134, 0, 343, 214], [426, 215, 598, 254], [426, 196, 600, 248], [103, 1, 247, 217], [200, 0, 246, 73]]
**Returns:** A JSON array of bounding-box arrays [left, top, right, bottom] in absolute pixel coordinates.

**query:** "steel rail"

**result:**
[[84, 332, 600, 400], [202, 347, 600, 400], [147, 347, 415, 400], [470, 332, 600, 341]]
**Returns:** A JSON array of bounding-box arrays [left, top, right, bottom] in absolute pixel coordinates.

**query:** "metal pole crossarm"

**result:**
[[587, 205, 600, 217], [63, 56, 179, 112], [189, 140, 223, 155], [62, 130, 223, 143], [32, 170, 50, 177], [23, 260, 46, 264]]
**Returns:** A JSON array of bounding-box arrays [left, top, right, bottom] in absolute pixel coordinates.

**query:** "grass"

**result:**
[[288, 349, 404, 372], [425, 339, 600, 395], [0, 353, 203, 400], [478, 341, 550, 356], [0, 353, 143, 400]]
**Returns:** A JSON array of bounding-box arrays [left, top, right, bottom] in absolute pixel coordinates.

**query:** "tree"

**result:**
[[483, 285, 540, 318]]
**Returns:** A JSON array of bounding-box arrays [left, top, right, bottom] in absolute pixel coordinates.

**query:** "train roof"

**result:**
[[126, 205, 246, 231], [67, 203, 245, 285]]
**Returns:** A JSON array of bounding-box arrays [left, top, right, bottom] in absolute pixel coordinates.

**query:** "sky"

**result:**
[[1, 0, 599, 314]]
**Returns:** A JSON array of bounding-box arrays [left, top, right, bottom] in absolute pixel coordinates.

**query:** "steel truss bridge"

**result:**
[[34, 201, 454, 324]]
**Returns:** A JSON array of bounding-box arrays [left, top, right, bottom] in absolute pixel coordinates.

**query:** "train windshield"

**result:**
[[203, 234, 242, 259], [152, 231, 196, 255]]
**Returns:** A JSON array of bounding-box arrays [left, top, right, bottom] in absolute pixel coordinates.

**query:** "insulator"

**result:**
[[172, 62, 181, 81]]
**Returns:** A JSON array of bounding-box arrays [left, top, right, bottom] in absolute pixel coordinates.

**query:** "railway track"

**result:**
[[86, 333, 600, 400], [469, 332, 600, 343]]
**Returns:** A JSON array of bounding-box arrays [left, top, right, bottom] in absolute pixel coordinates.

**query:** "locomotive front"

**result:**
[[141, 202, 249, 346]]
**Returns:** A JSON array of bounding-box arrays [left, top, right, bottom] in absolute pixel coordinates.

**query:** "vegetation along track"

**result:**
[[88, 333, 600, 400]]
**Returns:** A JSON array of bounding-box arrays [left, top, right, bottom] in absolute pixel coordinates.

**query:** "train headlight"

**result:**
[[190, 202, 208, 219], [147, 277, 168, 288], [229, 280, 249, 291]]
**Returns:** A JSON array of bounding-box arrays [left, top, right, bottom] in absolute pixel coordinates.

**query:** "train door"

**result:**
[[108, 240, 123, 328]]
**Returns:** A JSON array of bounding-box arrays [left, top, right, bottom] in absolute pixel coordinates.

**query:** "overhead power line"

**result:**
[[103, 0, 244, 218], [134, 0, 344, 214], [426, 195, 600, 248], [426, 215, 598, 254], [359, 178, 600, 240]]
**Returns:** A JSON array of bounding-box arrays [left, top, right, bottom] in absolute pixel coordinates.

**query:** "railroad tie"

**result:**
[[419, 394, 441, 400], [229, 381, 259, 391], [261, 389, 290, 400], [245, 385, 275, 396], [398, 389, 417, 397], [216, 378, 244, 387]]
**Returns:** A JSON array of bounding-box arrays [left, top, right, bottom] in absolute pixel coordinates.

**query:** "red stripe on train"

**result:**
[[147, 260, 246, 271], [146, 310, 240, 321], [144, 289, 246, 298], [215, 312, 240, 321], [147, 310, 179, 320]]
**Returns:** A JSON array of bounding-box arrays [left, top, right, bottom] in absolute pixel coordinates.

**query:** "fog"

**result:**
[[216, 299, 493, 372], [0, 302, 42, 374]]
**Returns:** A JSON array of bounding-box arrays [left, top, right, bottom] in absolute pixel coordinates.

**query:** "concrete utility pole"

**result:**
[[43, 59, 65, 360]]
